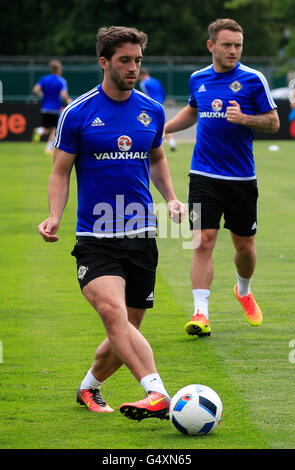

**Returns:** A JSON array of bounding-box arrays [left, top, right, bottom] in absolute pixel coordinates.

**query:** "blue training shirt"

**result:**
[[38, 74, 67, 113], [188, 62, 277, 180], [53, 84, 165, 238], [140, 77, 166, 105]]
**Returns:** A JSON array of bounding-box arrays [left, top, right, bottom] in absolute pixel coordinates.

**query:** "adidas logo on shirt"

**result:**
[[198, 84, 207, 92], [91, 116, 105, 126]]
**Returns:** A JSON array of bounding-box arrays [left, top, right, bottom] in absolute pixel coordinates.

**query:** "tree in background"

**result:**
[[1, 0, 295, 58]]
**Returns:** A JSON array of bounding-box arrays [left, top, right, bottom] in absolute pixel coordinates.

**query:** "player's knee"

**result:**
[[196, 230, 216, 253], [96, 299, 119, 317], [235, 240, 255, 257], [96, 299, 127, 331]]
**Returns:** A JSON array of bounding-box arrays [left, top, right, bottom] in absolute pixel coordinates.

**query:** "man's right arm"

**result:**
[[33, 83, 43, 98], [38, 148, 76, 242], [164, 105, 198, 134]]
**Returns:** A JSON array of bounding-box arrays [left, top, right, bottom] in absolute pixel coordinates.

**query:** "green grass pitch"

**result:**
[[0, 140, 295, 449]]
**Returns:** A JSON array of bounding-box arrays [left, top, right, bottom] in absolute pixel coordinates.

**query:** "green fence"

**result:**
[[0, 55, 291, 104]]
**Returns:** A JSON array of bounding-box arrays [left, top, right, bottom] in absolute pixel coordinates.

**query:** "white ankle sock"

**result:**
[[140, 373, 170, 398], [192, 289, 210, 318], [80, 368, 104, 390], [37, 127, 45, 136], [168, 138, 176, 149], [46, 141, 53, 151], [237, 273, 252, 297]]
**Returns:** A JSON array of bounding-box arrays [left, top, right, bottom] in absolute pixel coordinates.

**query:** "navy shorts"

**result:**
[[188, 174, 258, 236], [71, 236, 158, 309], [41, 112, 59, 128]]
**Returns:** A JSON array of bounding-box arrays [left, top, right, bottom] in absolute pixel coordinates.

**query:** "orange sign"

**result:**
[[0, 113, 27, 140]]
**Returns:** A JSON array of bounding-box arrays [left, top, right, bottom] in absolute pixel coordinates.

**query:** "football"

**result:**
[[169, 384, 222, 435]]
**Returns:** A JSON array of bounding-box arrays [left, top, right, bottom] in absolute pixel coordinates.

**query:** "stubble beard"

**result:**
[[108, 62, 137, 91]]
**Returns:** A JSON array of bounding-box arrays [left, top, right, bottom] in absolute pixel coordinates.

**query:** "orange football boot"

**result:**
[[120, 391, 170, 421], [76, 388, 114, 412], [234, 284, 263, 326]]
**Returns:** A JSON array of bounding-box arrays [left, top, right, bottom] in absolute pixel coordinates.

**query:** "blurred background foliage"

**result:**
[[1, 0, 295, 58]]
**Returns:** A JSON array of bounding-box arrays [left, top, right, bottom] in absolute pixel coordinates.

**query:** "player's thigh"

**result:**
[[125, 238, 158, 310], [82, 275, 127, 321], [125, 267, 156, 310], [224, 180, 258, 237], [71, 236, 127, 292], [188, 175, 224, 230]]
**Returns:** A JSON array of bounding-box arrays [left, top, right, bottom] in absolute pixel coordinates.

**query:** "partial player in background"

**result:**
[[288, 78, 295, 139], [165, 18, 280, 337], [139, 68, 176, 151], [32, 60, 71, 154], [38, 26, 185, 421]]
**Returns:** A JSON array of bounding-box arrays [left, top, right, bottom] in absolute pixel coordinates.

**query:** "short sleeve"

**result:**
[[60, 77, 68, 92], [188, 75, 197, 108], [53, 106, 79, 154], [151, 104, 165, 148], [252, 74, 277, 113]]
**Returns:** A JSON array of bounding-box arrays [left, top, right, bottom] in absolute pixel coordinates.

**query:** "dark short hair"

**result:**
[[96, 26, 148, 60], [208, 18, 243, 42]]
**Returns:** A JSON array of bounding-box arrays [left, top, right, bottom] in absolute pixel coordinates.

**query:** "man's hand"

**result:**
[[168, 199, 187, 224], [226, 100, 245, 125], [38, 216, 60, 242], [227, 100, 279, 132]]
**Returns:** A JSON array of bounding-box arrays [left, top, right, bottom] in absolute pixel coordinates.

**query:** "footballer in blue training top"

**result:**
[[39, 26, 185, 421], [139, 68, 177, 151], [165, 18, 279, 339], [32, 60, 71, 154], [54, 84, 164, 237], [188, 61, 276, 180], [139, 69, 166, 105], [38, 73, 68, 114]]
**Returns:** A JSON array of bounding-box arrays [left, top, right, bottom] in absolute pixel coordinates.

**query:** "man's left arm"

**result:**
[[150, 145, 186, 223], [60, 89, 72, 105], [226, 100, 280, 133]]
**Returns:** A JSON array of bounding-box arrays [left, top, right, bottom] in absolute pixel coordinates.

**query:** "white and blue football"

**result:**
[[169, 384, 222, 436]]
